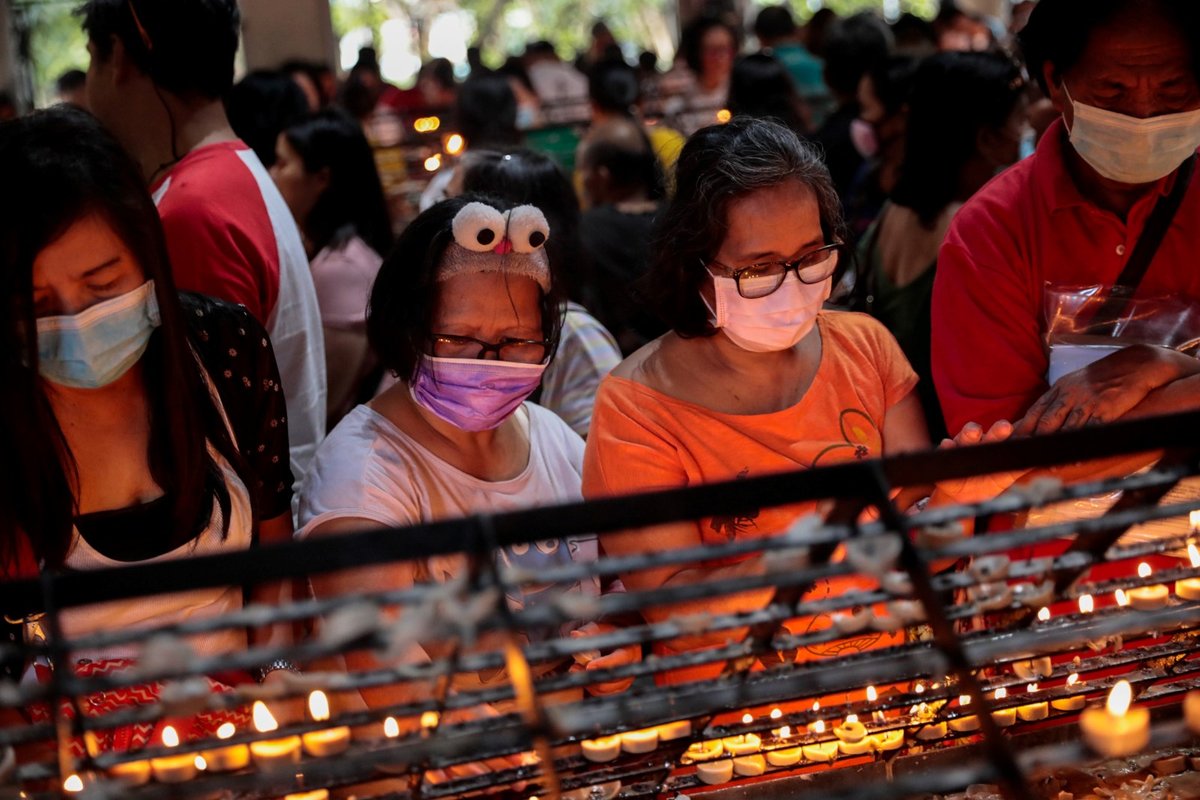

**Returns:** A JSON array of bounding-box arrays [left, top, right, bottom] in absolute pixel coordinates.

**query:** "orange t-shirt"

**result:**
[[582, 312, 920, 681]]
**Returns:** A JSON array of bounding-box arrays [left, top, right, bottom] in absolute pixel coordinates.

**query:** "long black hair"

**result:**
[[282, 108, 394, 258], [0, 106, 246, 575]]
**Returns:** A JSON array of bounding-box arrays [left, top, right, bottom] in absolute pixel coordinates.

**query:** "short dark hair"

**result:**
[[283, 108, 394, 258], [225, 70, 309, 167], [455, 73, 520, 149], [865, 55, 919, 117], [754, 6, 796, 44], [0, 106, 247, 571], [1020, 0, 1200, 94], [588, 60, 640, 115], [822, 11, 893, 98], [579, 122, 664, 199], [644, 117, 845, 337], [727, 53, 806, 133], [420, 57, 456, 92], [56, 68, 87, 93], [680, 16, 740, 74], [79, 0, 241, 99], [367, 195, 565, 382]]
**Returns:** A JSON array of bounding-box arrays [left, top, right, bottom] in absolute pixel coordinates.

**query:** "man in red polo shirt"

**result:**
[[932, 0, 1200, 437]]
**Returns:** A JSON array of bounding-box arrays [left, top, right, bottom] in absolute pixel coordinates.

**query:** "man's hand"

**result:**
[[1016, 345, 1200, 436]]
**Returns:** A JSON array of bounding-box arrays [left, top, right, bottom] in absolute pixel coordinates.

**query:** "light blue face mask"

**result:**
[[36, 280, 161, 389]]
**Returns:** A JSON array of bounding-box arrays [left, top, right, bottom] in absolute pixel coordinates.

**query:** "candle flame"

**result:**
[[163, 725, 180, 748], [867, 685, 878, 702], [742, 713, 753, 725], [845, 713, 858, 724], [1027, 683, 1038, 693], [812, 701, 821, 712], [195, 755, 207, 771], [63, 774, 84, 793], [779, 725, 791, 738], [1079, 594, 1094, 614], [1190, 543, 1200, 570], [217, 722, 236, 740], [1138, 562, 1152, 579], [1191, 510, 1200, 531], [770, 707, 783, 720], [1037, 607, 1051, 622], [384, 717, 400, 738], [445, 134, 465, 156], [420, 711, 440, 729], [995, 687, 1007, 700], [253, 701, 279, 733], [308, 691, 331, 723], [960, 694, 971, 707], [1067, 673, 1079, 688], [716, 108, 732, 124], [1115, 589, 1130, 607], [812, 720, 826, 734], [424, 154, 442, 173], [1107, 680, 1132, 716]]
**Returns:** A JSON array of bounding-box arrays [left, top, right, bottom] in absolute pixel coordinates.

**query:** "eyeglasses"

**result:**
[[708, 242, 844, 299], [430, 333, 551, 364]]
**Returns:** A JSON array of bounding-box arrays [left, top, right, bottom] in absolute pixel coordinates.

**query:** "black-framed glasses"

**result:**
[[430, 333, 551, 364], [708, 242, 845, 299]]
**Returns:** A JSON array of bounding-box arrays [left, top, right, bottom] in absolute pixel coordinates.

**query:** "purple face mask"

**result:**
[[411, 354, 547, 431]]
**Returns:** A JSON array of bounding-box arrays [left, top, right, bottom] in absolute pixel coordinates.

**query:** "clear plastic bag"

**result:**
[[1043, 283, 1200, 383]]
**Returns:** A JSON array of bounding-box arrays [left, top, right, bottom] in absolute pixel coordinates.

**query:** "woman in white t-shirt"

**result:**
[[298, 197, 635, 776]]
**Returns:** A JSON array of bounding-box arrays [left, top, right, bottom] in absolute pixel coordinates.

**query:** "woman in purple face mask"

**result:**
[[297, 196, 638, 781]]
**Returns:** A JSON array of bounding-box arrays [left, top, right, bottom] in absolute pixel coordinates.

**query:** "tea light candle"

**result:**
[[284, 791, 330, 800], [1129, 563, 1169, 610], [723, 714, 761, 756], [1051, 674, 1086, 712], [833, 715, 867, 744], [200, 722, 250, 772], [1175, 544, 1200, 601], [808, 702, 825, 735], [657, 720, 692, 741], [802, 740, 839, 763], [1183, 690, 1200, 733], [581, 735, 621, 762], [990, 688, 1016, 727], [915, 721, 947, 741], [695, 758, 734, 784], [1080, 680, 1149, 757], [1013, 657, 1052, 681], [732, 754, 767, 776], [682, 740, 724, 763], [870, 729, 904, 752], [151, 726, 198, 783], [620, 728, 659, 754], [949, 695, 980, 733], [766, 727, 802, 766], [302, 691, 351, 758], [1017, 684, 1049, 721], [108, 754, 152, 786], [249, 701, 302, 770]]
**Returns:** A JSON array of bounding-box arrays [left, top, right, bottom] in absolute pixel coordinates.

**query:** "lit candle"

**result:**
[[867, 685, 887, 724], [1175, 544, 1200, 601], [151, 726, 198, 783], [108, 752, 152, 786], [732, 754, 767, 776], [802, 739, 839, 763], [1080, 680, 1149, 757], [301, 691, 351, 758], [581, 735, 621, 762], [657, 720, 692, 741], [1051, 674, 1087, 712], [249, 701, 302, 770], [695, 758, 734, 784], [834, 714, 871, 754], [990, 688, 1016, 727], [723, 713, 761, 756], [203, 722, 250, 772], [1128, 563, 1170, 610], [870, 729, 904, 752], [284, 792, 330, 800], [949, 695, 980, 733], [766, 727, 802, 766], [1017, 684, 1049, 721], [620, 728, 659, 754], [916, 721, 947, 741], [1013, 656, 1052, 681], [808, 702, 825, 735], [63, 774, 85, 793], [1078, 594, 1095, 614], [682, 740, 724, 763], [1184, 690, 1200, 733]]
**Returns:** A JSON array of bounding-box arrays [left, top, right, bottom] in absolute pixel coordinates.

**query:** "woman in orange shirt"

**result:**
[[582, 117, 1003, 684]]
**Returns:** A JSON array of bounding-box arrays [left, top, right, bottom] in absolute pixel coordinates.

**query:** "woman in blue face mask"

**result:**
[[0, 107, 298, 750], [297, 196, 638, 781]]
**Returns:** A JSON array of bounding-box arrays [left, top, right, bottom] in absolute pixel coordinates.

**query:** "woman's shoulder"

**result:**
[[527, 402, 585, 460], [820, 309, 899, 351], [180, 292, 270, 354]]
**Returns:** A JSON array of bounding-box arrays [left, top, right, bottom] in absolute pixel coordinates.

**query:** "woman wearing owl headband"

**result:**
[[298, 197, 636, 776]]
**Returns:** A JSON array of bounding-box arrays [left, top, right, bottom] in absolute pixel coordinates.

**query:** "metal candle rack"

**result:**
[[3, 411, 1200, 800]]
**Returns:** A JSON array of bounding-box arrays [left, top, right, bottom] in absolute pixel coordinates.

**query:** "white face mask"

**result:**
[[1064, 83, 1200, 185], [703, 270, 831, 353]]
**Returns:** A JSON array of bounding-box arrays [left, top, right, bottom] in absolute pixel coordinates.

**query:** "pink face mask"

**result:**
[[410, 354, 547, 431]]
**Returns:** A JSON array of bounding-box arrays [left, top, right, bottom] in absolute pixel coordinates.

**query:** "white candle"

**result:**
[[949, 695, 980, 732], [1175, 544, 1200, 601], [833, 715, 867, 744], [249, 701, 302, 770], [657, 720, 692, 741], [620, 728, 659, 754], [581, 735, 621, 762], [695, 758, 734, 784], [723, 714, 761, 756], [1017, 684, 1049, 721], [1051, 674, 1087, 712], [302, 691, 351, 758], [870, 729, 904, 752], [802, 741, 839, 763], [766, 727, 802, 766], [915, 721, 947, 740], [1080, 680, 1149, 757], [991, 688, 1016, 727], [202, 722, 250, 772], [151, 726, 198, 783], [1129, 563, 1170, 610], [1013, 657, 1052, 681], [682, 740, 724, 763], [732, 754, 767, 776]]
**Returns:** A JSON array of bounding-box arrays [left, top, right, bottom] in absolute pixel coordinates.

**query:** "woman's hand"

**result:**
[[932, 420, 1023, 506], [571, 622, 640, 696]]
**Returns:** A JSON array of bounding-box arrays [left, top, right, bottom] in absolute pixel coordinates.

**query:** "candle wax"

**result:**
[[620, 728, 659, 754], [696, 759, 734, 785], [581, 735, 621, 763], [871, 730, 905, 752], [108, 759, 152, 786], [1080, 682, 1149, 758], [249, 736, 303, 770], [802, 741, 839, 763], [302, 726, 351, 758], [766, 746, 802, 766], [732, 754, 767, 776]]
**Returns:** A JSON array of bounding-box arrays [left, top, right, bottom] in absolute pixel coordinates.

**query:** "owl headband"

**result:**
[[439, 202, 552, 291]]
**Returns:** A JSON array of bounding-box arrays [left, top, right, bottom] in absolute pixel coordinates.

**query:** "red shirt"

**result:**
[[932, 119, 1200, 434], [151, 141, 281, 322]]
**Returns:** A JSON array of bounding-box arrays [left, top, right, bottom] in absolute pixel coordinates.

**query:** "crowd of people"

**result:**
[[5, 0, 1200, 781]]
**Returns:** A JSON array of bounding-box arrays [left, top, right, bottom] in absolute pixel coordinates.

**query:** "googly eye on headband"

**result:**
[[439, 201, 552, 290]]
